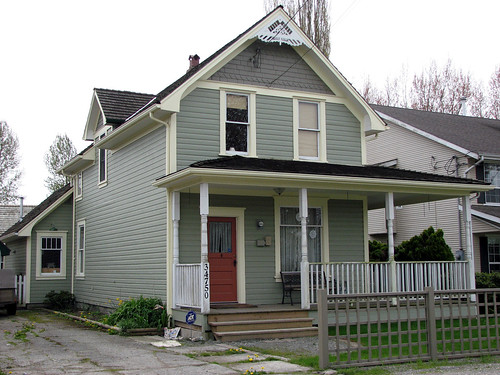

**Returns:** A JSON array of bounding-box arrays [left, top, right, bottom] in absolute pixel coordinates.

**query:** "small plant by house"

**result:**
[[44, 290, 76, 311], [395, 227, 454, 261], [105, 296, 170, 332], [475, 272, 500, 288]]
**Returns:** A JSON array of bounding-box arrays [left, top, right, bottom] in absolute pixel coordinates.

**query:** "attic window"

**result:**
[[226, 93, 249, 154]]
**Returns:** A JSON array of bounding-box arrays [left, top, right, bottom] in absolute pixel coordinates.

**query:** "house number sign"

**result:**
[[203, 263, 209, 299]]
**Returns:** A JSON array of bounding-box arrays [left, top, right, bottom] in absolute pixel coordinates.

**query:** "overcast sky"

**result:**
[[1, 0, 499, 205]]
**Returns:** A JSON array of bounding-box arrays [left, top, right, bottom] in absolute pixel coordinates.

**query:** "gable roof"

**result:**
[[0, 184, 72, 240], [95, 88, 156, 126], [372, 104, 500, 159], [95, 6, 385, 146], [471, 204, 500, 224]]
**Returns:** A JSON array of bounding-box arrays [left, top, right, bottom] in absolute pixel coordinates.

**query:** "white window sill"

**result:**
[[36, 275, 66, 280]]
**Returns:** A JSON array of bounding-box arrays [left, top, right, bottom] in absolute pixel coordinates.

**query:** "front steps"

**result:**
[[208, 309, 317, 342]]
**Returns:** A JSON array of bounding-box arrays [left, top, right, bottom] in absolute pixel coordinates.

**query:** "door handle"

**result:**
[[234, 259, 237, 267]]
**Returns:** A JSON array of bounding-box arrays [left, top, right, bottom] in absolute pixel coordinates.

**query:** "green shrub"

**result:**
[[369, 240, 388, 261], [476, 272, 500, 288], [395, 227, 454, 262], [44, 290, 76, 311], [106, 296, 170, 331]]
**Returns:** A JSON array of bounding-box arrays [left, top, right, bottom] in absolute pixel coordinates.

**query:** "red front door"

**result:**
[[208, 217, 237, 303]]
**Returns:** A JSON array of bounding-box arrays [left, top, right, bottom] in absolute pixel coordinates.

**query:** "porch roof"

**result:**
[[154, 157, 491, 209]]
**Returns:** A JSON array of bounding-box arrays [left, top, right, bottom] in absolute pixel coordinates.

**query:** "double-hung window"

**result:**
[[36, 231, 67, 278], [75, 172, 83, 199], [294, 99, 326, 161], [298, 101, 320, 159], [488, 236, 500, 272], [76, 221, 85, 277], [220, 90, 256, 156], [226, 93, 249, 154], [279, 207, 322, 272], [484, 163, 500, 204]]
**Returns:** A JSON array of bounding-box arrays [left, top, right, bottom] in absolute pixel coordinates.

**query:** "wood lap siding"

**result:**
[[177, 88, 220, 170], [329, 200, 365, 262], [73, 127, 167, 307], [210, 41, 333, 95], [326, 103, 362, 165], [256, 95, 293, 159], [30, 199, 73, 303], [3, 239, 26, 275]]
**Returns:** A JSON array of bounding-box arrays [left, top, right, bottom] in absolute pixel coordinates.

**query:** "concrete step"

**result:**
[[212, 326, 318, 342], [208, 309, 309, 323], [210, 317, 314, 332]]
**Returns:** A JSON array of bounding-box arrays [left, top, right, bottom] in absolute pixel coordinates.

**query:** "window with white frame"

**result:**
[[75, 172, 83, 198], [98, 147, 107, 184], [36, 232, 67, 278], [76, 221, 85, 277], [484, 163, 500, 204], [488, 236, 500, 273], [280, 207, 322, 271], [226, 93, 249, 154], [298, 101, 320, 159], [220, 90, 256, 156]]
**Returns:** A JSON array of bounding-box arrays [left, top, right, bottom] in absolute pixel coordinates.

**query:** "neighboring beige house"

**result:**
[[0, 203, 36, 268], [367, 105, 500, 273]]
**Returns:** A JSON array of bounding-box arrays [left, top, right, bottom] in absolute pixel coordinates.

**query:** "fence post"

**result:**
[[318, 288, 329, 369], [425, 286, 438, 361]]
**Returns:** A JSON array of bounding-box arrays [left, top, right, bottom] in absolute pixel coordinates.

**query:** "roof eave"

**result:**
[[154, 166, 490, 195]]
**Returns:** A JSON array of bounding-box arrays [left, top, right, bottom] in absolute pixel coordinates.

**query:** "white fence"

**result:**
[[174, 264, 201, 308], [15, 274, 26, 305], [310, 261, 469, 303]]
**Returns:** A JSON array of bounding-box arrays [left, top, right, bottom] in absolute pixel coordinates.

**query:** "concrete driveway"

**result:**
[[0, 309, 311, 374]]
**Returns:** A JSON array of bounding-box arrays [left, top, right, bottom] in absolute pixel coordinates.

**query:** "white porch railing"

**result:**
[[174, 264, 201, 309], [309, 261, 470, 304]]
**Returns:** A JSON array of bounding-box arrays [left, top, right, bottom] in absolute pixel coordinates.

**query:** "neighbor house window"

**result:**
[[294, 99, 326, 161], [280, 207, 322, 271], [36, 231, 67, 279], [484, 163, 500, 204], [76, 221, 85, 277], [488, 236, 500, 273], [0, 256, 4, 269], [75, 172, 83, 199], [220, 90, 256, 156]]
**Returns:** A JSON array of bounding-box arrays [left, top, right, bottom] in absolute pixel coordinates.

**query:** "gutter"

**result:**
[[463, 156, 484, 178]]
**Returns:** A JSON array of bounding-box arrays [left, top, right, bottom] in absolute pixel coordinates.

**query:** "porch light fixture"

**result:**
[[273, 187, 285, 196], [257, 219, 264, 228]]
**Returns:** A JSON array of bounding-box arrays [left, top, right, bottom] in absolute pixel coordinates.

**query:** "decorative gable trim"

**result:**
[[83, 91, 106, 141], [255, 16, 309, 47]]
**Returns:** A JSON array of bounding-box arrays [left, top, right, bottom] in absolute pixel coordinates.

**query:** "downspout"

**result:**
[[71, 186, 76, 295]]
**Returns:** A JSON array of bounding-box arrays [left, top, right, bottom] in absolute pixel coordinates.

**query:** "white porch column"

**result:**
[[172, 191, 180, 308], [462, 195, 476, 290], [385, 192, 397, 293], [299, 188, 310, 309], [200, 183, 210, 313]]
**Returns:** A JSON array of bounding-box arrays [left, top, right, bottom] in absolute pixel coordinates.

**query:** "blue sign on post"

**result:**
[[186, 310, 197, 325]]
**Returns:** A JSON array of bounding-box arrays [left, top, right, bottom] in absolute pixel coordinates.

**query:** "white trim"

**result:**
[[273, 196, 329, 278], [75, 220, 86, 278], [209, 206, 247, 304], [376, 111, 480, 160], [35, 231, 68, 280], [25, 237, 31, 303], [471, 209, 500, 225]]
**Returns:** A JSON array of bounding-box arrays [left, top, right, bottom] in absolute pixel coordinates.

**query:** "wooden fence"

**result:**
[[318, 287, 500, 369]]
